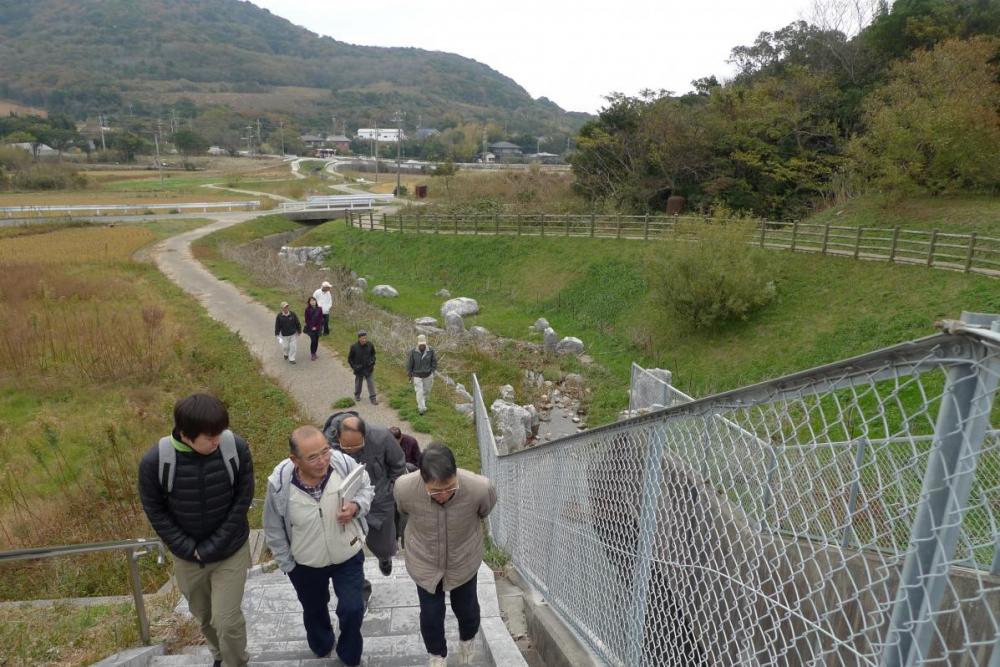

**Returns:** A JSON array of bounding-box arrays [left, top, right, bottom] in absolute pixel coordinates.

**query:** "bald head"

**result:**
[[338, 415, 366, 452], [289, 424, 325, 457]]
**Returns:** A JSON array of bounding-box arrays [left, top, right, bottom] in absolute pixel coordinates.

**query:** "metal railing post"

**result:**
[[126, 547, 151, 645], [625, 423, 667, 666], [841, 438, 868, 547], [880, 320, 1000, 667], [760, 446, 779, 531]]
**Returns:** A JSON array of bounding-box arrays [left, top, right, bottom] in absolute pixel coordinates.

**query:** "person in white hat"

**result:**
[[406, 334, 438, 415], [312, 281, 334, 335]]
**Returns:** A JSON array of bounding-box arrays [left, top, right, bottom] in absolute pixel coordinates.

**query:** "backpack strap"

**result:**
[[158, 437, 176, 494], [219, 430, 239, 487], [158, 430, 240, 494]]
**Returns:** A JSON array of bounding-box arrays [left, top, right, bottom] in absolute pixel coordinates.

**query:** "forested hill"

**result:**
[[0, 0, 584, 135]]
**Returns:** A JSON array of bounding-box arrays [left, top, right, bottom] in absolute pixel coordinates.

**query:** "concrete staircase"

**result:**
[[149, 556, 523, 667]]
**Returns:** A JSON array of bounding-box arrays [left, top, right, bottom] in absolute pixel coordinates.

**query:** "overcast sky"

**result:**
[[248, 0, 827, 114]]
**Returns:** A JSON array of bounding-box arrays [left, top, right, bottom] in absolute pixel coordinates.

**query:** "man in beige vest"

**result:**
[[394, 443, 497, 666], [263, 425, 374, 667]]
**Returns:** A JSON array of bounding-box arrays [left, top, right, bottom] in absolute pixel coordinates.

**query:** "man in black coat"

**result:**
[[138, 394, 254, 667], [324, 413, 406, 604], [274, 301, 302, 364], [347, 330, 377, 404]]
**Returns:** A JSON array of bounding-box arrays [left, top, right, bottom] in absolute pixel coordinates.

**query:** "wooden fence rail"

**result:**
[[347, 212, 1000, 278]]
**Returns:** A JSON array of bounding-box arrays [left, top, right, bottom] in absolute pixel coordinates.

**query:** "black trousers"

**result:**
[[322, 313, 330, 335], [287, 552, 365, 665], [307, 331, 320, 355], [416, 575, 480, 658]]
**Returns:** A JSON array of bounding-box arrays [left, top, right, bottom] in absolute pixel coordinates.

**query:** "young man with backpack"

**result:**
[[138, 394, 255, 667]]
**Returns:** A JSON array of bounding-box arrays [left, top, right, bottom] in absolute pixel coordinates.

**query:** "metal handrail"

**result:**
[[0, 537, 165, 645]]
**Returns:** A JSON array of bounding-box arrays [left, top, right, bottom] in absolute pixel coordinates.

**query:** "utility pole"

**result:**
[[99, 113, 107, 151], [373, 118, 379, 183], [482, 127, 488, 163], [278, 120, 285, 156], [154, 118, 164, 186], [393, 110, 404, 196], [256, 118, 262, 154]]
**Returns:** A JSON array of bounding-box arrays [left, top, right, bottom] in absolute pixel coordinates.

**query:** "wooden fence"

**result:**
[[346, 211, 1000, 278]]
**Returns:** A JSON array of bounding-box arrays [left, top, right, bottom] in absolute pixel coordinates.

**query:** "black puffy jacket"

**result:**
[[138, 432, 254, 563]]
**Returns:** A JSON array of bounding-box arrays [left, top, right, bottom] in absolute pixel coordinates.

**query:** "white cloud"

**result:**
[[249, 0, 819, 113]]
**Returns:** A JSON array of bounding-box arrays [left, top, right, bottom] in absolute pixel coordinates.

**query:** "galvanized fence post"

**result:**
[[880, 320, 1000, 667], [841, 438, 868, 547], [625, 422, 667, 666], [126, 547, 151, 645]]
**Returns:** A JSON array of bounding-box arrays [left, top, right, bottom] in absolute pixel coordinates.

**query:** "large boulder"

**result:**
[[534, 317, 550, 332], [415, 316, 439, 327], [556, 336, 585, 356], [346, 286, 363, 298], [445, 312, 465, 333], [435, 288, 452, 298], [631, 367, 675, 410], [454, 383, 473, 403], [356, 277, 369, 290], [441, 297, 479, 318], [490, 399, 535, 453], [372, 284, 399, 298], [469, 325, 490, 337], [543, 327, 559, 354]]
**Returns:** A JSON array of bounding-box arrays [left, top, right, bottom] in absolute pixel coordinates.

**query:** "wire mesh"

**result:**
[[475, 329, 1000, 666]]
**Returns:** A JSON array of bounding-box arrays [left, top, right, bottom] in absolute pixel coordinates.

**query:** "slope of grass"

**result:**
[[809, 194, 1000, 237], [294, 222, 1000, 423]]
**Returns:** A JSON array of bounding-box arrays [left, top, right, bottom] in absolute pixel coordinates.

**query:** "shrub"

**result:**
[[654, 218, 776, 328]]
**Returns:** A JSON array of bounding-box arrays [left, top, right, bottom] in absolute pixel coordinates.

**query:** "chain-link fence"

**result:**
[[476, 319, 1000, 666]]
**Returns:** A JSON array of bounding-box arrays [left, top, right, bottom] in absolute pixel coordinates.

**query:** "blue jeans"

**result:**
[[416, 575, 480, 658], [287, 551, 365, 665]]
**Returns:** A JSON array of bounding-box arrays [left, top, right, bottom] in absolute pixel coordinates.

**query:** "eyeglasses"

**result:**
[[298, 449, 331, 465], [426, 481, 460, 498]]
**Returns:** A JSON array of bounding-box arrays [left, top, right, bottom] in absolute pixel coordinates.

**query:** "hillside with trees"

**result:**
[[571, 0, 1000, 219], [0, 0, 584, 143]]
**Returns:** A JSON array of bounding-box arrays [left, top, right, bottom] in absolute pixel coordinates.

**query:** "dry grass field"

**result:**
[[0, 226, 155, 263]]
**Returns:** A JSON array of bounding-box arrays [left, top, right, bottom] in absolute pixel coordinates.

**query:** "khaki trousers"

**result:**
[[173, 541, 251, 667], [413, 375, 434, 411]]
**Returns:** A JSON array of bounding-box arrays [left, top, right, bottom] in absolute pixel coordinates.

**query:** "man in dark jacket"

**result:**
[[405, 334, 437, 415], [138, 394, 254, 667], [389, 426, 421, 548], [347, 330, 377, 404], [274, 301, 302, 364], [324, 413, 406, 603]]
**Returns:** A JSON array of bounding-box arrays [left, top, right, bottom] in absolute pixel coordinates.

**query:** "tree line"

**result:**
[[570, 0, 1000, 218]]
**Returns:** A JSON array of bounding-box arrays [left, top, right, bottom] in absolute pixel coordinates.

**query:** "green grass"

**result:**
[[294, 222, 1000, 424], [102, 174, 223, 193], [809, 194, 1000, 237]]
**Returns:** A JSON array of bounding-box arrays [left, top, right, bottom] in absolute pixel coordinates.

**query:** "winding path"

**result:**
[[152, 212, 429, 443]]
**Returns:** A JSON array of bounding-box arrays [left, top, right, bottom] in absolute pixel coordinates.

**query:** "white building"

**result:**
[[356, 128, 406, 143]]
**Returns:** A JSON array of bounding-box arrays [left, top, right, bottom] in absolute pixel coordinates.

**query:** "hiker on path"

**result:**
[[263, 425, 373, 667], [312, 281, 333, 335], [389, 426, 421, 548], [274, 301, 302, 364], [138, 394, 254, 667], [394, 443, 497, 667], [324, 413, 406, 608], [406, 334, 437, 415], [348, 330, 377, 404], [304, 296, 324, 361]]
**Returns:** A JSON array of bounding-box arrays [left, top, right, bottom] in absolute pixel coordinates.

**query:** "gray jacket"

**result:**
[[406, 346, 438, 378], [262, 451, 374, 573], [325, 419, 406, 531]]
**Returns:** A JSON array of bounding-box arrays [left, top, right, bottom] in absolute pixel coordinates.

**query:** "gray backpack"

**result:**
[[158, 430, 239, 493]]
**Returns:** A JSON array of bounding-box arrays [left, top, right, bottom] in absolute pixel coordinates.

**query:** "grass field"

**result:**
[[292, 222, 1000, 425], [0, 218, 305, 614]]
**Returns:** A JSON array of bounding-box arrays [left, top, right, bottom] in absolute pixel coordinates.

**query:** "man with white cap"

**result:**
[[312, 281, 333, 335], [406, 334, 438, 415], [274, 301, 301, 364]]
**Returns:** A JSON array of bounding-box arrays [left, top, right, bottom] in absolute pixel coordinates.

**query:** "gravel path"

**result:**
[[153, 212, 430, 443]]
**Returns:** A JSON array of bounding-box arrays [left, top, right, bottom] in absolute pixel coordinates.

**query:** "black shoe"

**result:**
[[283, 354, 288, 360], [212, 661, 222, 667], [289, 360, 296, 364], [379, 558, 392, 576], [354, 395, 361, 402], [370, 396, 378, 405]]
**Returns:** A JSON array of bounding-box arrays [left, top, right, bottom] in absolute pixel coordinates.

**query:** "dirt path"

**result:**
[[152, 212, 430, 443]]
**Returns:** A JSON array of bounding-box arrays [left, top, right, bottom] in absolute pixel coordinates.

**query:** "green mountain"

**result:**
[[0, 0, 585, 136]]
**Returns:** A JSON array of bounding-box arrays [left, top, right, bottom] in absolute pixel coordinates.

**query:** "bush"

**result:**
[[654, 218, 775, 328], [10, 164, 87, 191]]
